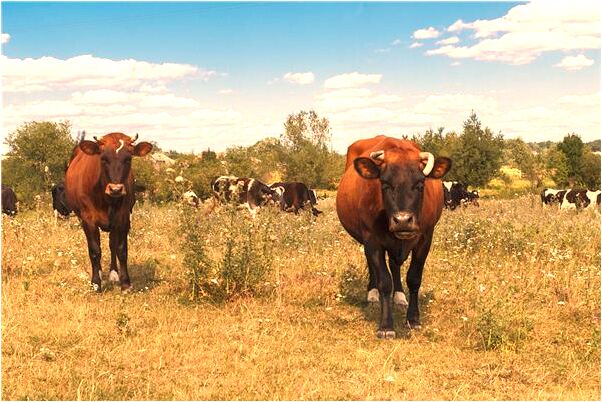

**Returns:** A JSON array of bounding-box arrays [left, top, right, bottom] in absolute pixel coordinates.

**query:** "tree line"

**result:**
[[2, 111, 600, 206]]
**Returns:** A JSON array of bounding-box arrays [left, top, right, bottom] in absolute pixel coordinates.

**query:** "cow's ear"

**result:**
[[428, 157, 452, 179], [133, 142, 153, 157], [354, 157, 380, 180], [79, 140, 101, 155]]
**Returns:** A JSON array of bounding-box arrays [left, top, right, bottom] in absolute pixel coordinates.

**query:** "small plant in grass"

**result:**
[[179, 205, 213, 302], [179, 202, 275, 302], [219, 204, 275, 299], [474, 303, 533, 351]]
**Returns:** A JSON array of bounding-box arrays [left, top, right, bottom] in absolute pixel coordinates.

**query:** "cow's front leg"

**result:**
[[388, 251, 410, 307], [365, 243, 394, 339], [82, 221, 102, 292], [406, 232, 433, 329], [114, 229, 132, 292]]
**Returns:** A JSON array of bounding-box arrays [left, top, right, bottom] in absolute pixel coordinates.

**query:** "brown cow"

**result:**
[[336, 135, 451, 338], [65, 133, 152, 292]]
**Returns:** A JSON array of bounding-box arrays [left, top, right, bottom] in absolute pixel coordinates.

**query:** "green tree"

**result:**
[[546, 147, 569, 187], [557, 133, 585, 184], [446, 112, 504, 187], [280, 110, 334, 188], [580, 151, 601, 189], [2, 121, 76, 204]]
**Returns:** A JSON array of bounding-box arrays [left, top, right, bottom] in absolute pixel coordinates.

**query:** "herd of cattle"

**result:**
[[1, 132, 600, 339]]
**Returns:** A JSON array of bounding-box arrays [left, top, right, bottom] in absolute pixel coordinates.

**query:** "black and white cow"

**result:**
[[51, 182, 72, 221], [442, 181, 478, 210], [269, 181, 322, 216], [1, 184, 18, 216], [560, 189, 601, 211], [183, 190, 200, 207], [211, 175, 280, 217], [540, 188, 567, 206]]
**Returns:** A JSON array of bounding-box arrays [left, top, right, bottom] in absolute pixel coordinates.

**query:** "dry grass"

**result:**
[[1, 196, 600, 400]]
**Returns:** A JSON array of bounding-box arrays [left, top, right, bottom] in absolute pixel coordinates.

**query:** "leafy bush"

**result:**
[[179, 202, 276, 302]]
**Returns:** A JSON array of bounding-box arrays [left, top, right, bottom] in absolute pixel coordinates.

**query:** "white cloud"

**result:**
[[429, 0, 600, 65], [450, 61, 461, 67], [391, 39, 402, 46], [409, 42, 423, 49], [218, 89, 234, 95], [554, 54, 594, 71], [413, 27, 440, 40], [375, 48, 391, 54], [1, 54, 215, 93], [283, 72, 315, 85], [1, 33, 10, 44], [436, 36, 460, 45], [324, 72, 382, 89]]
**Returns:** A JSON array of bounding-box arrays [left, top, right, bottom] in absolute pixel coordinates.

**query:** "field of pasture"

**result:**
[[1, 195, 600, 400]]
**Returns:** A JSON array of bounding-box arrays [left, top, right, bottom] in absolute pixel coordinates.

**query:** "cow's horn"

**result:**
[[420, 152, 435, 176], [131, 133, 139, 143], [93, 136, 99, 142], [370, 150, 385, 161]]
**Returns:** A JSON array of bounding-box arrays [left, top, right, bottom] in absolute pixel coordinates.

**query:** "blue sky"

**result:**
[[1, 1, 600, 153]]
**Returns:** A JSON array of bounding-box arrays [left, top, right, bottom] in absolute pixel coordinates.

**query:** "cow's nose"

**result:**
[[392, 212, 414, 225], [107, 183, 125, 196]]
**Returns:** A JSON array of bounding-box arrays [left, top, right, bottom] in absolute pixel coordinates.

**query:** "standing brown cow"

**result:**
[[336, 135, 451, 338], [65, 133, 152, 292]]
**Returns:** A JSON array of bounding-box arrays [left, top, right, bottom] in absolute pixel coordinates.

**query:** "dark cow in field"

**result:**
[[540, 188, 567, 206], [269, 181, 322, 216], [336, 135, 451, 338], [1, 184, 18, 216], [443, 181, 478, 209], [51, 182, 72, 221], [211, 175, 280, 217], [64, 132, 152, 292]]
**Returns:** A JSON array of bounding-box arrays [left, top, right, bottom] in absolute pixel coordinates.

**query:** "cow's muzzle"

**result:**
[[105, 183, 126, 198], [389, 212, 419, 239]]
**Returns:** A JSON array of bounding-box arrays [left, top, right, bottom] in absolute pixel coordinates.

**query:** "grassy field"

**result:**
[[1, 195, 600, 400]]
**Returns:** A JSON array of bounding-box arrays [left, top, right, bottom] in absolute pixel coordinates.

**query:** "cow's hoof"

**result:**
[[406, 320, 421, 330], [121, 284, 133, 293], [393, 291, 408, 307], [109, 270, 120, 283], [376, 329, 396, 339], [367, 288, 379, 303]]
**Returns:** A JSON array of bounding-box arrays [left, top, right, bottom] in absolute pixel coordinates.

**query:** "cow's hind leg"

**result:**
[[82, 222, 102, 292], [108, 230, 121, 283], [366, 247, 378, 303], [388, 251, 410, 307]]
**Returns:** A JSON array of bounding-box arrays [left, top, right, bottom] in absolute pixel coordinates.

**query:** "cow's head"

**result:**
[[354, 149, 451, 239], [79, 133, 152, 198]]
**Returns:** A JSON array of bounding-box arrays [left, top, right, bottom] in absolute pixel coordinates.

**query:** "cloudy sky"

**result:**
[[1, 1, 600, 154]]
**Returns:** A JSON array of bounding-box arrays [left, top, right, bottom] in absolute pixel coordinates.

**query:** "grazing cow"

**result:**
[[540, 188, 567, 206], [336, 135, 451, 338], [461, 189, 480, 207], [211, 175, 279, 217], [442, 181, 477, 210], [587, 190, 602, 210], [1, 184, 18, 216], [183, 190, 200, 207], [269, 181, 322, 216], [51, 182, 72, 221], [561, 188, 597, 210], [65, 132, 152, 292]]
